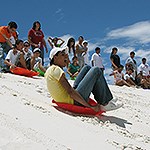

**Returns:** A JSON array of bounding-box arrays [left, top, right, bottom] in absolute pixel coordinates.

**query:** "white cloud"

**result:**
[[54, 8, 65, 22], [106, 21, 150, 44], [55, 8, 62, 14]]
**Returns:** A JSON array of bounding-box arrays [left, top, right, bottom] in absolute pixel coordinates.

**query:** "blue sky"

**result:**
[[1, 0, 150, 83]]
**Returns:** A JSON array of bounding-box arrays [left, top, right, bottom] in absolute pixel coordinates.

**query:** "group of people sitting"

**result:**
[[0, 21, 48, 75], [110, 47, 150, 89]]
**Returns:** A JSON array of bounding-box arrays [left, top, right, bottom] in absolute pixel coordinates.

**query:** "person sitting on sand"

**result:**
[[124, 68, 136, 86], [67, 56, 80, 80], [30, 48, 46, 75], [4, 39, 24, 72], [110, 65, 131, 87], [45, 47, 123, 112], [15, 40, 32, 70]]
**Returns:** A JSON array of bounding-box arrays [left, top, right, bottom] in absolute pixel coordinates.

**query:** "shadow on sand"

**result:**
[[54, 107, 132, 128]]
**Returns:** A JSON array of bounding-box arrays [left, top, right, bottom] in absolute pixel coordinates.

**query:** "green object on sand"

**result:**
[[35, 69, 45, 76]]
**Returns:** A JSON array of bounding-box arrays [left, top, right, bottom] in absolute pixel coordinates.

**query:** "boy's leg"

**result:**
[[76, 66, 113, 105], [73, 65, 91, 89]]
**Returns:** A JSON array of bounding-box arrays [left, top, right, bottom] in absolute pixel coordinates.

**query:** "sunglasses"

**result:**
[[24, 44, 30, 47]]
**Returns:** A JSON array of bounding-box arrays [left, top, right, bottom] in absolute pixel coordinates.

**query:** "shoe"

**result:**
[[102, 101, 123, 111], [111, 97, 118, 102]]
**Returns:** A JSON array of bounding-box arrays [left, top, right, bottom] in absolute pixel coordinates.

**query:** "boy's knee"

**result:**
[[92, 67, 102, 76], [84, 65, 91, 71]]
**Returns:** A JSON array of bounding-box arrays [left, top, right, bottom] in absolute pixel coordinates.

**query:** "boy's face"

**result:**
[[54, 50, 68, 67], [83, 43, 88, 47], [8, 26, 16, 33], [34, 52, 40, 58], [128, 70, 133, 75], [118, 67, 123, 72], [16, 42, 24, 51], [96, 49, 100, 54]]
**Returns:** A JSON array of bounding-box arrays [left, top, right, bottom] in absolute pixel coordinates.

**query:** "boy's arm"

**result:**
[[59, 73, 100, 112]]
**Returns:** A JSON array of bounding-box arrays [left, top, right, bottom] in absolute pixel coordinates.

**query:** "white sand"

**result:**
[[0, 73, 150, 150]]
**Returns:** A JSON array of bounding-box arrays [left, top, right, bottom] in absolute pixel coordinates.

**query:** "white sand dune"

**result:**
[[0, 73, 150, 150]]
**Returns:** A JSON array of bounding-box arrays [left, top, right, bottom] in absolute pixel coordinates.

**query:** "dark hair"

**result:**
[[8, 21, 18, 29], [119, 64, 124, 69], [32, 21, 41, 30], [78, 36, 84, 40], [67, 38, 75, 54], [130, 51, 135, 55], [95, 47, 100, 51], [142, 58, 146, 61], [52, 37, 58, 43], [111, 47, 118, 54], [14, 39, 23, 48], [72, 56, 77, 61], [128, 68, 134, 72]]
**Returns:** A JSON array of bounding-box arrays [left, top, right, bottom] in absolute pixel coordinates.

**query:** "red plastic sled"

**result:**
[[52, 98, 104, 116], [10, 67, 39, 77]]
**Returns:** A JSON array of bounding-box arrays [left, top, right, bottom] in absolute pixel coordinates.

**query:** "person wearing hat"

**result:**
[[30, 48, 46, 74], [45, 47, 123, 112], [15, 40, 33, 69]]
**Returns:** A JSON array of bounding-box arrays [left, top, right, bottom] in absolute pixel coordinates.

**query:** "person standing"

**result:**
[[82, 41, 89, 65], [75, 36, 86, 68], [138, 58, 150, 78], [138, 58, 150, 86], [48, 37, 65, 49], [91, 47, 104, 72], [110, 47, 121, 70], [66, 37, 76, 62], [28, 21, 48, 65], [125, 51, 137, 79], [0, 21, 18, 55]]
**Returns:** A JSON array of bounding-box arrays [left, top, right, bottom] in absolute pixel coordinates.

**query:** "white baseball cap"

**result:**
[[49, 47, 68, 60], [33, 48, 41, 53]]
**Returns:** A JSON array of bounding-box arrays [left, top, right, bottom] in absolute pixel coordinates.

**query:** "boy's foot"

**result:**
[[101, 100, 123, 111]]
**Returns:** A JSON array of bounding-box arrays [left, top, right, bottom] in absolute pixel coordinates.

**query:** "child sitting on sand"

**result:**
[[110, 65, 131, 87]]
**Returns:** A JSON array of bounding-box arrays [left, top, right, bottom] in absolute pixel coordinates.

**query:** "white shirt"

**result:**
[[91, 53, 104, 68], [124, 73, 134, 80], [125, 57, 137, 71], [9, 36, 16, 45], [33, 57, 42, 70], [23, 48, 33, 60], [114, 70, 123, 83], [5, 49, 20, 65], [138, 63, 150, 76]]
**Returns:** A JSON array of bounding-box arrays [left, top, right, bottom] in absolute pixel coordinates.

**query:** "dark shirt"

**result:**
[[110, 54, 120, 68]]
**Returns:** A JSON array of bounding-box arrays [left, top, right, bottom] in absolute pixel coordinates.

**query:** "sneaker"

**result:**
[[111, 97, 118, 103], [101, 101, 123, 111]]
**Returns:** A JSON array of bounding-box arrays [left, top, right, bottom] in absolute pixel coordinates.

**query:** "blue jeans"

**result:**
[[73, 65, 113, 105]]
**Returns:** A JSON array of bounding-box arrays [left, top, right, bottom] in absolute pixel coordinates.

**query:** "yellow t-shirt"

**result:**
[[45, 65, 74, 104]]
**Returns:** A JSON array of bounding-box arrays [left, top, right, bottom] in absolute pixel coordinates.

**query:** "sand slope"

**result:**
[[0, 73, 150, 150]]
